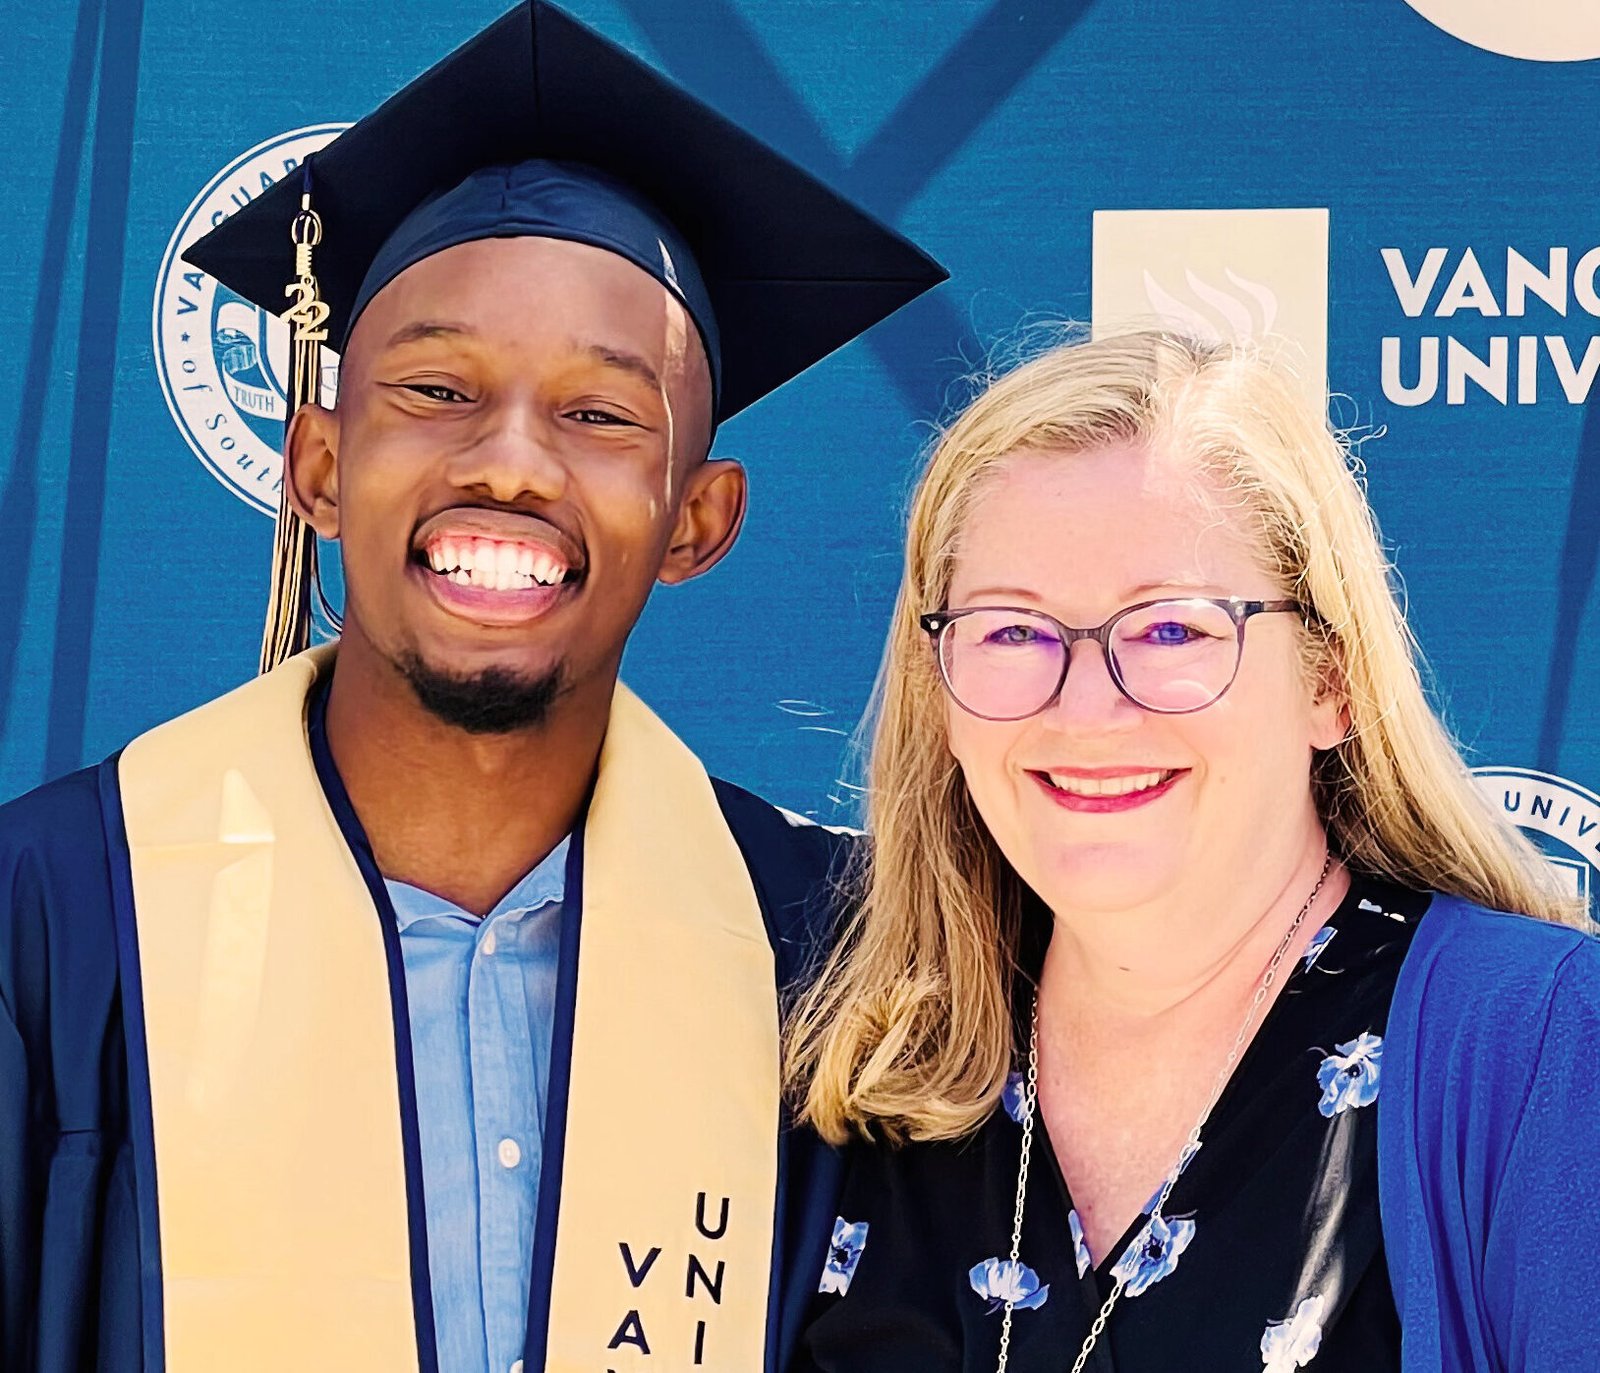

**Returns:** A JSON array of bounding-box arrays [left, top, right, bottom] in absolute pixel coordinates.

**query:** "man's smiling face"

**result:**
[[287, 234, 727, 730]]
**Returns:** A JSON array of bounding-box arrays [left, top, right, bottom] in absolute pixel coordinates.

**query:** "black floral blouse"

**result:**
[[793, 875, 1432, 1373]]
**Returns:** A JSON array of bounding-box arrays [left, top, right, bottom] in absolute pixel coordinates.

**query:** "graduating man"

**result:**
[[0, 5, 944, 1371]]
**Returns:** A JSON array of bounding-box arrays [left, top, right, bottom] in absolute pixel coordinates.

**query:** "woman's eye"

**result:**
[[1144, 621, 1202, 645], [985, 624, 1044, 646]]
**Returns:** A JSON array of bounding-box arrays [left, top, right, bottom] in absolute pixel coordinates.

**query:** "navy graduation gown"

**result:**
[[0, 760, 850, 1372]]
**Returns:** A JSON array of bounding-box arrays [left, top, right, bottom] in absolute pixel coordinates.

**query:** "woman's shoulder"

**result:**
[[1390, 893, 1600, 1111], [1380, 895, 1600, 1366], [1399, 893, 1600, 1025]]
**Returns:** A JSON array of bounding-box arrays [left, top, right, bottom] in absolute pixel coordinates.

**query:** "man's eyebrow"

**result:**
[[383, 320, 473, 350], [581, 342, 661, 390]]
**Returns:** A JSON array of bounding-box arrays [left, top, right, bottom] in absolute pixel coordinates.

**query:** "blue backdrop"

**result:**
[[4, 0, 1598, 906]]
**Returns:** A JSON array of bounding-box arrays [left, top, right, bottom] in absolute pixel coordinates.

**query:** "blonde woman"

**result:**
[[785, 332, 1600, 1373]]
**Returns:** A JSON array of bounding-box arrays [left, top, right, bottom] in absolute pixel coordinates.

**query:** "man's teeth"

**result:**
[[424, 537, 568, 590], [1045, 770, 1171, 797]]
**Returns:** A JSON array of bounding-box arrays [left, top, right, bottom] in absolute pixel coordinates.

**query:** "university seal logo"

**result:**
[[153, 125, 348, 515], [1472, 766, 1599, 915]]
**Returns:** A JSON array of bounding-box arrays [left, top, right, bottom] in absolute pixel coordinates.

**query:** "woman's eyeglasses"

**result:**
[[919, 598, 1306, 721]]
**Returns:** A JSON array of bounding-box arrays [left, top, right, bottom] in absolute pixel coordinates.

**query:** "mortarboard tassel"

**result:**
[[260, 170, 330, 674]]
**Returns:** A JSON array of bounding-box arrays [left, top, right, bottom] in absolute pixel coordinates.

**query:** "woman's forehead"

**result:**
[[950, 443, 1268, 601], [979, 440, 1215, 499]]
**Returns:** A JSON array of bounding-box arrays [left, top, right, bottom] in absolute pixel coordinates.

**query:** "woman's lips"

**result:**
[[1030, 768, 1187, 813]]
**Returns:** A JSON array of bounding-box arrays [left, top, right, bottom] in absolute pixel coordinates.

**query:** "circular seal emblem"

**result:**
[[1401, 0, 1600, 62], [153, 125, 349, 516], [1472, 766, 1599, 915]]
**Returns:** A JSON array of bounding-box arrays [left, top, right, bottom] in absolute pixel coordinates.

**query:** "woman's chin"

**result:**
[[1029, 842, 1181, 917]]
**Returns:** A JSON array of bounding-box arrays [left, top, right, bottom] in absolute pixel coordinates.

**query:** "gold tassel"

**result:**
[[261, 185, 330, 674]]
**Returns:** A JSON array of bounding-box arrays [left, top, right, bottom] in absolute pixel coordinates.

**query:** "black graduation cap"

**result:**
[[183, 0, 948, 424]]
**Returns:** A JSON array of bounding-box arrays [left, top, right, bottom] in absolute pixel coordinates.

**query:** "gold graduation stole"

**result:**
[[118, 647, 779, 1371]]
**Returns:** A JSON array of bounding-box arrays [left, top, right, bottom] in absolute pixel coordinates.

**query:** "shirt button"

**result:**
[[481, 930, 497, 956], [511, 1363, 523, 1373], [498, 1137, 521, 1169]]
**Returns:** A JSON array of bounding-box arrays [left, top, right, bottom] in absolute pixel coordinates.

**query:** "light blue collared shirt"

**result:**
[[385, 838, 568, 1373]]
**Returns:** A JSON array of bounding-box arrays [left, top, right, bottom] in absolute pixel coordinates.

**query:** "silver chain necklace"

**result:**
[[994, 856, 1333, 1373]]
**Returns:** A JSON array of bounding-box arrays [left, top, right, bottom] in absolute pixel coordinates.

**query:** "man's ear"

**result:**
[[658, 458, 748, 586], [284, 403, 341, 539]]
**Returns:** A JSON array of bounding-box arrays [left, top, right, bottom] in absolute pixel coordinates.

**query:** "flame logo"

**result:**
[[1141, 267, 1280, 344]]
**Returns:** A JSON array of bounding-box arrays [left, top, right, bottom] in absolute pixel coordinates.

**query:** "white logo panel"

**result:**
[[1091, 208, 1329, 409], [154, 125, 349, 516]]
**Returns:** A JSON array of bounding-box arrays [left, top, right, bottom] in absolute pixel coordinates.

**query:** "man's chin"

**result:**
[[395, 651, 564, 735]]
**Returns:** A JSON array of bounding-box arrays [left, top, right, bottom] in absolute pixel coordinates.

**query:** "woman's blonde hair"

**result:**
[[784, 328, 1585, 1146]]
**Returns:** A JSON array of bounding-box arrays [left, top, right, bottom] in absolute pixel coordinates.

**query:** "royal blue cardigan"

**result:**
[[1379, 895, 1600, 1370]]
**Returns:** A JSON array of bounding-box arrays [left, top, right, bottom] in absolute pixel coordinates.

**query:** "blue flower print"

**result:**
[[1068, 1209, 1092, 1278], [1316, 1031, 1383, 1118], [968, 1257, 1051, 1313], [1261, 1293, 1326, 1371], [1002, 1070, 1028, 1124], [819, 1217, 869, 1296], [1302, 925, 1336, 972], [1110, 1213, 1196, 1297]]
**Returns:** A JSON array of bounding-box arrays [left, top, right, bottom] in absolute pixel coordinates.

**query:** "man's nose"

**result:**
[[448, 399, 568, 504]]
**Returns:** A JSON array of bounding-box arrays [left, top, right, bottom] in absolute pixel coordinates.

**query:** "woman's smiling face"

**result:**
[[942, 441, 1346, 917]]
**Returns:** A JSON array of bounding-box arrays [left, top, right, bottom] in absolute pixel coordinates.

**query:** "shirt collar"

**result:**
[[385, 834, 571, 930]]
